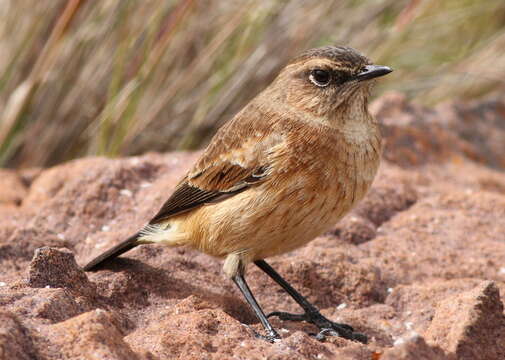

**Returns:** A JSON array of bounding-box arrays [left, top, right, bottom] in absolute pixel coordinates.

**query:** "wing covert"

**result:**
[[149, 163, 268, 224]]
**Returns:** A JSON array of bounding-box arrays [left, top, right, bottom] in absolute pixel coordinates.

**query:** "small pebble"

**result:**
[[394, 331, 420, 346], [336, 303, 347, 310], [120, 189, 133, 197], [394, 337, 405, 346]]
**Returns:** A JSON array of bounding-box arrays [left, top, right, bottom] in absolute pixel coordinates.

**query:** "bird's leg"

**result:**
[[254, 259, 367, 344], [232, 267, 281, 343]]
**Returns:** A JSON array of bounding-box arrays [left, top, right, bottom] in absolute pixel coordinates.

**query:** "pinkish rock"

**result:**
[[0, 312, 38, 360], [28, 247, 96, 297], [381, 335, 446, 360], [2, 286, 93, 324], [43, 309, 138, 360], [385, 278, 485, 339], [371, 92, 484, 167], [1, 94, 505, 358], [0, 169, 27, 206], [425, 281, 505, 359], [371, 92, 505, 168]]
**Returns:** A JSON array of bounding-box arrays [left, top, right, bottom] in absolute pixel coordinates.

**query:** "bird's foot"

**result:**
[[267, 310, 367, 344], [243, 324, 281, 343]]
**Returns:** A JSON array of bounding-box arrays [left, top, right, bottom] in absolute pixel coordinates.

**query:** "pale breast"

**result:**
[[256, 133, 380, 259]]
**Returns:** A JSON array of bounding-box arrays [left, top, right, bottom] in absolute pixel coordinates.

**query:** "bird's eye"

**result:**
[[309, 69, 331, 87]]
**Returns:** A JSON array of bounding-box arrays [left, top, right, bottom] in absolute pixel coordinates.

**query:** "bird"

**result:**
[[83, 45, 392, 344]]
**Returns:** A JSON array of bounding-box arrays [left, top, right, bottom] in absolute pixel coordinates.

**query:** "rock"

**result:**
[[0, 227, 68, 283], [381, 335, 446, 360], [23, 157, 112, 206], [0, 169, 27, 206], [125, 302, 372, 360], [1, 94, 505, 358], [332, 215, 377, 245], [126, 307, 255, 359], [435, 96, 505, 169], [281, 331, 372, 360], [43, 309, 138, 360], [0, 312, 38, 360], [354, 177, 417, 227], [363, 179, 505, 284], [371, 92, 505, 168], [385, 278, 485, 339], [371, 93, 483, 167], [28, 247, 95, 297], [3, 286, 93, 323], [270, 256, 386, 307], [425, 281, 505, 359]]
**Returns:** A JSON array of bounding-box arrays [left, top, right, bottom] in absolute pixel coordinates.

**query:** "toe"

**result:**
[[266, 311, 307, 321], [243, 324, 281, 343], [352, 332, 368, 344]]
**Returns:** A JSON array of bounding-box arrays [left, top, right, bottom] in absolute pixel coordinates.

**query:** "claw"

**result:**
[[323, 324, 368, 344], [243, 324, 281, 343], [313, 326, 367, 344], [265, 310, 367, 344], [314, 328, 340, 341]]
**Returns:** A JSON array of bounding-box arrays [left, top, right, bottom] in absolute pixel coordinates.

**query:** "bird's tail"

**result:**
[[83, 232, 141, 271]]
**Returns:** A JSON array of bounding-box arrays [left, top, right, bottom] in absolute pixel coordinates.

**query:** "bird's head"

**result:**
[[270, 46, 392, 122]]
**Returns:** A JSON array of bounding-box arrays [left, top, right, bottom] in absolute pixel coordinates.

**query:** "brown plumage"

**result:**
[[84, 46, 392, 343]]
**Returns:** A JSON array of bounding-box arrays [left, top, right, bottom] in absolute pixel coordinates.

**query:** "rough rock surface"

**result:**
[[425, 281, 505, 359], [1, 93, 505, 359]]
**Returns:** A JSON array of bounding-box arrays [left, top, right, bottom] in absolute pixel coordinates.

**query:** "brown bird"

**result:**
[[84, 45, 392, 343]]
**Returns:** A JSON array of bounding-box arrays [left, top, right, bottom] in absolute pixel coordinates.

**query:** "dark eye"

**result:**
[[309, 69, 331, 87]]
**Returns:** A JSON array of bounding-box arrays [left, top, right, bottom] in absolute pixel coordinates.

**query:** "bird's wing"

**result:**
[[149, 114, 279, 224], [149, 163, 268, 224]]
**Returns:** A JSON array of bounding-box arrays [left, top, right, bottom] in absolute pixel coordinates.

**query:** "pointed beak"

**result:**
[[355, 65, 393, 81]]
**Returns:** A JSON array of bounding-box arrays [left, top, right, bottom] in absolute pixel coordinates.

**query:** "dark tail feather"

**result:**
[[83, 232, 141, 271]]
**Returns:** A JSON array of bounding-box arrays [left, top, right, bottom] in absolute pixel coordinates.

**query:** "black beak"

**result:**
[[355, 65, 393, 81]]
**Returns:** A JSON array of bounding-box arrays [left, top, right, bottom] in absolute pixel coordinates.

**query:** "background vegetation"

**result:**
[[1, 0, 505, 168]]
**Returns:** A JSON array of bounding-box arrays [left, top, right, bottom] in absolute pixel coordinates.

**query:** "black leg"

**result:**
[[232, 271, 281, 343], [254, 259, 367, 344]]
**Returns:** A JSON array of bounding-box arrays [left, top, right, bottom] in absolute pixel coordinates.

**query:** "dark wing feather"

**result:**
[[149, 163, 268, 224]]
